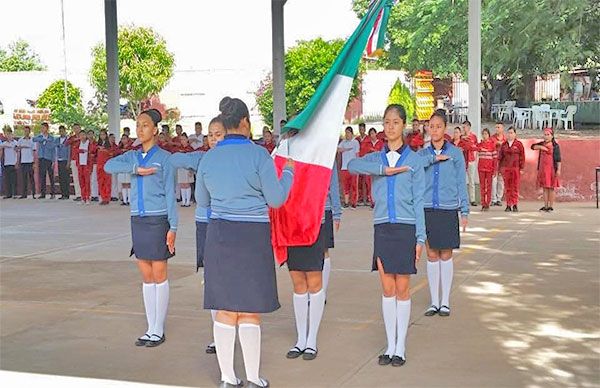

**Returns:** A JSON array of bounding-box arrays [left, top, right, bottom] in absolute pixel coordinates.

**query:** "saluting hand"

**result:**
[[435, 154, 450, 162], [285, 158, 295, 170], [385, 166, 411, 175], [461, 216, 468, 232], [166, 230, 176, 254], [137, 167, 157, 176]]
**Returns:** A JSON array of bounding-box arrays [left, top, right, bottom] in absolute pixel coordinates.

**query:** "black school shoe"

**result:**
[[512, 205, 518, 212], [438, 305, 451, 317], [424, 305, 439, 316], [539, 206, 548, 212], [219, 378, 244, 388], [135, 334, 151, 346], [111, 197, 119, 201], [245, 378, 269, 388], [505, 206, 512, 212], [206, 343, 216, 354], [145, 334, 165, 347], [391, 355, 406, 367], [547, 207, 554, 212], [378, 354, 393, 366], [286, 346, 304, 359], [302, 347, 318, 360]]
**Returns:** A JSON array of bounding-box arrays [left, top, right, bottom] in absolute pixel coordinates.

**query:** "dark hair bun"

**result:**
[[218, 96, 250, 130]]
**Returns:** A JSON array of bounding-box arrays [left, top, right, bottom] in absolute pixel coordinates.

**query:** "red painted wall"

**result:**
[[519, 139, 600, 201]]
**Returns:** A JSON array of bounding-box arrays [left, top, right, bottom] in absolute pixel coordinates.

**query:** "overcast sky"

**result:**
[[1, 0, 359, 76]]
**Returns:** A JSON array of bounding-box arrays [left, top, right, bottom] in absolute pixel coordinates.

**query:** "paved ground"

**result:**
[[1, 199, 599, 387]]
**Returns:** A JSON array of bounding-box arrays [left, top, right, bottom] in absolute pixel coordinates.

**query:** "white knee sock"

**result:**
[[239, 323, 263, 386], [153, 280, 169, 337], [322, 257, 331, 295], [211, 309, 217, 322], [181, 187, 189, 205], [427, 260, 440, 308], [122, 188, 128, 203], [382, 295, 397, 356], [142, 283, 156, 336], [126, 188, 131, 203], [214, 321, 238, 385], [440, 258, 454, 307], [395, 299, 411, 358], [292, 293, 308, 349], [306, 289, 325, 352]]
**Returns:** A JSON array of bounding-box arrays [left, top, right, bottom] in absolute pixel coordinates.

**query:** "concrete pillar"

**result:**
[[271, 0, 286, 136], [468, 0, 481, 138], [104, 0, 120, 137]]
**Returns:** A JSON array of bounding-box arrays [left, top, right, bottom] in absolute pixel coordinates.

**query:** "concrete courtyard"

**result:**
[[1, 199, 599, 387]]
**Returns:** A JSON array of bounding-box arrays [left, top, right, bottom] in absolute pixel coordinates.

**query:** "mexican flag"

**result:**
[[270, 0, 393, 264]]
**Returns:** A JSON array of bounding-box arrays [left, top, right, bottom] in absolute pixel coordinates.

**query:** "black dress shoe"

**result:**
[[378, 354, 393, 366], [470, 201, 477, 206], [245, 378, 269, 388], [424, 305, 439, 316], [302, 348, 318, 360], [539, 206, 548, 211], [219, 378, 244, 388], [135, 334, 151, 346], [391, 355, 406, 367], [19, 196, 27, 199], [38, 195, 46, 199], [547, 207, 554, 212], [73, 197, 81, 202], [512, 205, 518, 212], [3, 196, 12, 199], [110, 197, 119, 201], [286, 346, 304, 359], [91, 197, 99, 202], [505, 206, 512, 212], [206, 343, 216, 354], [145, 334, 165, 347]]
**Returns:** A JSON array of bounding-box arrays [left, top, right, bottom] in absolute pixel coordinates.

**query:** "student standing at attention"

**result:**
[[418, 110, 469, 318], [170, 115, 226, 355], [349, 104, 426, 367], [104, 109, 178, 348], [196, 97, 294, 388]]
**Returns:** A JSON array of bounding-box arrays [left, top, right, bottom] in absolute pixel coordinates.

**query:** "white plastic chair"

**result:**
[[531, 106, 547, 130], [498, 101, 516, 122], [559, 105, 577, 130], [513, 108, 530, 129]]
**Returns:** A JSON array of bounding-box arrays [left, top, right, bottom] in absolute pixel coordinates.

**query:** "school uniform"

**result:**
[[348, 143, 424, 362], [463, 132, 478, 203], [476, 138, 498, 208], [17, 137, 35, 197], [33, 134, 56, 197], [66, 134, 81, 199], [76, 140, 94, 201], [418, 141, 469, 250], [117, 141, 133, 186], [348, 144, 426, 273], [339, 138, 360, 206], [175, 145, 195, 184], [323, 162, 342, 249], [170, 150, 208, 270], [96, 144, 120, 202], [490, 133, 506, 204], [498, 139, 525, 207], [55, 136, 71, 198], [196, 134, 293, 314], [89, 141, 99, 200], [0, 140, 18, 197], [104, 145, 178, 259], [355, 135, 369, 204], [532, 140, 561, 189]]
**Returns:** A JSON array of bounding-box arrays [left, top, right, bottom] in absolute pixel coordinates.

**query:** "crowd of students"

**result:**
[[338, 117, 562, 213], [0, 102, 564, 387]]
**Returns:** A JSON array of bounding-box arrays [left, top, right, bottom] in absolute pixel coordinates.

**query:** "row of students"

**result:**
[[348, 106, 469, 367]]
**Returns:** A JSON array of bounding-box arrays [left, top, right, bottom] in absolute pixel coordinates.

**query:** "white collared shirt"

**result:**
[[1, 140, 18, 166], [79, 140, 89, 166], [386, 150, 400, 166], [18, 137, 34, 163]]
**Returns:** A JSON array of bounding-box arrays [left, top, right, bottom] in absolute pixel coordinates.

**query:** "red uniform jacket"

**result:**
[[262, 142, 276, 154], [498, 140, 525, 170], [66, 134, 81, 161], [76, 141, 97, 167], [376, 131, 387, 142], [406, 131, 424, 151], [97, 144, 120, 167], [362, 137, 384, 155], [453, 138, 478, 169], [463, 132, 478, 162], [476, 139, 498, 173]]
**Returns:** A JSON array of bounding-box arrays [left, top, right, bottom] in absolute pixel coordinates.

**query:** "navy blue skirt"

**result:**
[[372, 223, 417, 274], [196, 221, 208, 271], [323, 210, 335, 249], [203, 219, 280, 314], [130, 215, 174, 261], [287, 222, 326, 272], [425, 208, 460, 250]]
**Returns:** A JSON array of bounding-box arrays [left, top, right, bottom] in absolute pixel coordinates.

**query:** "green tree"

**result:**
[[353, 0, 600, 110], [37, 80, 84, 122], [0, 39, 46, 71], [387, 79, 415, 122], [89, 26, 175, 117], [255, 38, 364, 127]]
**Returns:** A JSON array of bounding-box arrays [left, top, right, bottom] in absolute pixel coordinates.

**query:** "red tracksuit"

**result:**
[[77, 141, 96, 201], [498, 140, 525, 206], [356, 135, 369, 203], [97, 144, 120, 202], [262, 141, 275, 154], [359, 137, 385, 204], [476, 139, 498, 207], [406, 130, 424, 151]]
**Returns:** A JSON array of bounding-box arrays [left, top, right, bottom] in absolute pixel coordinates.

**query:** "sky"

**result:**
[[1, 0, 360, 76]]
